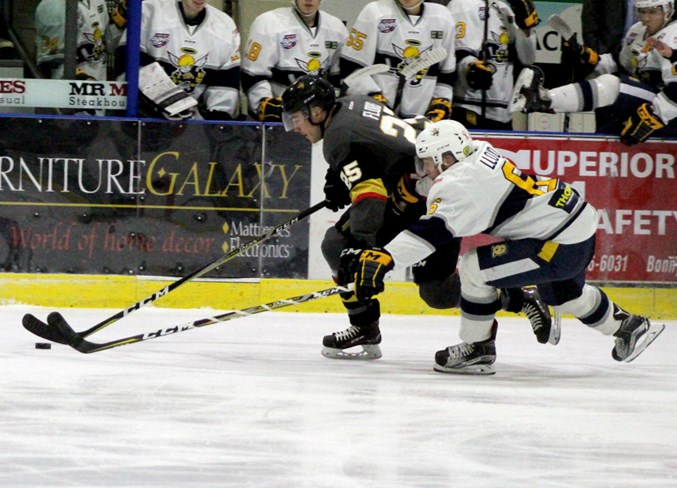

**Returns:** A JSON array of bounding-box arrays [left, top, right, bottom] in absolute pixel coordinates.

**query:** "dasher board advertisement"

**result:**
[[0, 118, 312, 279]]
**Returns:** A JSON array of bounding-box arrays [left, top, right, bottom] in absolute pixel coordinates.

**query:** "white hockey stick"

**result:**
[[547, 14, 575, 41], [342, 64, 391, 89], [394, 47, 448, 112]]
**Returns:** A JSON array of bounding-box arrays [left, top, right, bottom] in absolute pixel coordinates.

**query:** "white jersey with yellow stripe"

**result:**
[[241, 7, 348, 115], [384, 140, 599, 268], [619, 19, 677, 124], [133, 0, 241, 117], [340, 0, 457, 118], [35, 0, 110, 80]]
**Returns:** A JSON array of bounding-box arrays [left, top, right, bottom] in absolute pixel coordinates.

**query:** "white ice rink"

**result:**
[[2, 305, 675, 488]]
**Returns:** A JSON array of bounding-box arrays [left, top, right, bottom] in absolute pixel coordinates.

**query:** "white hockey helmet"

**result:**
[[634, 0, 675, 24], [415, 120, 473, 168]]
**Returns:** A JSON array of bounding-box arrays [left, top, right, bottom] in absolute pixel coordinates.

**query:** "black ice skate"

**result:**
[[509, 67, 552, 114], [321, 321, 382, 360], [522, 288, 560, 345], [611, 311, 665, 363], [433, 322, 497, 375]]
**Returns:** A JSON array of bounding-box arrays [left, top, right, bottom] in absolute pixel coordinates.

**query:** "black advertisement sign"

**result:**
[[0, 117, 312, 279]]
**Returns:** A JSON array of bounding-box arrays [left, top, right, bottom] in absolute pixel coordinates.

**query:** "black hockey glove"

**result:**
[[258, 97, 283, 122], [323, 170, 351, 212], [561, 34, 599, 79], [425, 97, 452, 122], [506, 0, 540, 30], [466, 61, 495, 90], [620, 102, 665, 145], [338, 247, 362, 286], [354, 248, 394, 301]]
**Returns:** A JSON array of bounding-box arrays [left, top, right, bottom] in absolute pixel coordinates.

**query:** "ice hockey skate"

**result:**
[[522, 288, 560, 345], [612, 313, 665, 363], [509, 66, 552, 113], [321, 321, 382, 360], [433, 322, 497, 375]]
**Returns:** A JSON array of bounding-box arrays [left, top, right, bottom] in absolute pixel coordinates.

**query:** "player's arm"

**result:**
[[620, 38, 677, 145]]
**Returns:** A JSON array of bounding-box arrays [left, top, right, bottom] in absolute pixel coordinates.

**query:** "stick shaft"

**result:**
[[58, 285, 351, 354], [55, 201, 325, 340]]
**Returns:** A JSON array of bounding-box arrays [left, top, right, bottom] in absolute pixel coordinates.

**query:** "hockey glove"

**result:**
[[258, 97, 283, 122], [506, 0, 540, 30], [354, 248, 394, 301], [425, 97, 452, 122], [620, 102, 665, 145], [323, 170, 351, 212], [110, 0, 127, 29], [369, 92, 389, 106], [561, 34, 599, 79], [466, 61, 495, 91], [338, 247, 363, 286]]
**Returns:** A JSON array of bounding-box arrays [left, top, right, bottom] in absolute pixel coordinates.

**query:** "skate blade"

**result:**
[[433, 363, 495, 375], [321, 344, 382, 360], [509, 68, 535, 113], [549, 310, 562, 345], [621, 322, 666, 363]]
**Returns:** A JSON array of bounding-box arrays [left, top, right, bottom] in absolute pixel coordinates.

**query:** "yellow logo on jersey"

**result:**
[[427, 197, 441, 215], [491, 244, 507, 258]]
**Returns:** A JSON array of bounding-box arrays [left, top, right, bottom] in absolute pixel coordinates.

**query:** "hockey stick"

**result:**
[[22, 200, 327, 344], [393, 47, 448, 113], [48, 284, 353, 354], [481, 0, 490, 119], [547, 14, 577, 131], [340, 63, 391, 96]]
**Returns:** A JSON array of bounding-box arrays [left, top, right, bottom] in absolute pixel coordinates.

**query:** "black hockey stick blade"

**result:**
[[21, 200, 327, 344], [23, 313, 69, 344], [53, 284, 353, 354]]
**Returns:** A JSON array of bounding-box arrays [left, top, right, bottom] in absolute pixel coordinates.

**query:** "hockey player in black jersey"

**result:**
[[281, 75, 554, 359]]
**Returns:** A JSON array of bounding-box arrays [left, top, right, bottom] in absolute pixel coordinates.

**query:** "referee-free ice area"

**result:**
[[2, 305, 675, 487]]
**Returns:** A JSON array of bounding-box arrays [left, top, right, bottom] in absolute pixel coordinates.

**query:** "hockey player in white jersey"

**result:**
[[36, 0, 111, 81], [448, 0, 538, 129], [116, 0, 241, 120], [511, 0, 677, 144], [340, 0, 457, 121], [241, 0, 347, 122], [340, 120, 665, 374]]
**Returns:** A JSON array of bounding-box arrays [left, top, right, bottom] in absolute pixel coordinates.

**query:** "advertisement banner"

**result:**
[[0, 118, 312, 278], [465, 134, 677, 284], [0, 79, 128, 111]]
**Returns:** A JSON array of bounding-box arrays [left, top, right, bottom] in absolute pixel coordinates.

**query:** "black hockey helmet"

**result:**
[[281, 75, 335, 131]]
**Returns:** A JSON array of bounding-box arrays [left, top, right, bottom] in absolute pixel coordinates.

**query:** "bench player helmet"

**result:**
[[281, 75, 335, 131], [415, 120, 473, 169], [635, 0, 675, 26]]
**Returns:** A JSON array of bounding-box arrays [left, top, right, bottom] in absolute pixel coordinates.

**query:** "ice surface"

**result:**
[[2, 305, 675, 487]]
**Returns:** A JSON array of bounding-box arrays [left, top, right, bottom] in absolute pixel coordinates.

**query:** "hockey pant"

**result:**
[[458, 235, 624, 342]]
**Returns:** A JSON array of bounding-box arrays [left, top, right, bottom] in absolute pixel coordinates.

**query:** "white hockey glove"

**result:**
[[139, 62, 197, 120]]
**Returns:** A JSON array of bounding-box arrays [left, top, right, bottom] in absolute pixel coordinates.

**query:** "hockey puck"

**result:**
[[35, 342, 52, 350]]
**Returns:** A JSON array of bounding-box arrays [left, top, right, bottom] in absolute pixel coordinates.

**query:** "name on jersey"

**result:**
[[379, 19, 397, 33], [362, 101, 383, 120]]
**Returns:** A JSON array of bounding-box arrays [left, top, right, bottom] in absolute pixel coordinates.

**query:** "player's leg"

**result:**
[[320, 223, 382, 360], [510, 67, 622, 114], [435, 238, 581, 375]]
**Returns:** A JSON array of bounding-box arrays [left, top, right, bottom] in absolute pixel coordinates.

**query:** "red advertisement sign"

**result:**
[[463, 134, 677, 284]]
